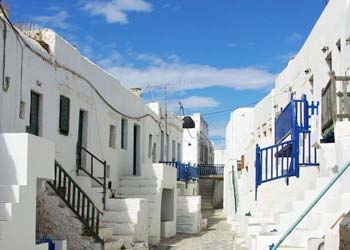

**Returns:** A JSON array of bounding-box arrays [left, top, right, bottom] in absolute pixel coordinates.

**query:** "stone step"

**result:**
[[118, 187, 159, 196], [119, 179, 158, 188], [104, 239, 125, 250], [119, 176, 154, 181], [102, 210, 139, 224], [99, 226, 114, 240], [116, 195, 158, 203], [105, 198, 143, 211], [104, 222, 136, 235], [112, 234, 133, 242]]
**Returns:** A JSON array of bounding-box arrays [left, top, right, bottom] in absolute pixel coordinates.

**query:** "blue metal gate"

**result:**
[[255, 95, 319, 199]]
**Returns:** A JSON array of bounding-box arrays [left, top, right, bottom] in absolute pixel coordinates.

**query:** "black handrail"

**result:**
[[76, 144, 107, 210], [47, 161, 103, 243], [198, 164, 225, 176]]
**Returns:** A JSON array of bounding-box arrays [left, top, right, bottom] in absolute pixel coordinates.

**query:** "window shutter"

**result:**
[[29, 91, 40, 136], [59, 95, 70, 135]]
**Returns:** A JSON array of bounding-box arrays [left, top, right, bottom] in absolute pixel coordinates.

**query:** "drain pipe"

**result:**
[[270, 161, 350, 250]]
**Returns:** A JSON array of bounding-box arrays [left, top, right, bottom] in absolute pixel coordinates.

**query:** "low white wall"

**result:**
[[0, 133, 55, 250]]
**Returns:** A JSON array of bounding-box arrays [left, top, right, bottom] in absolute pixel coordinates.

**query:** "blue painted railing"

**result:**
[[160, 161, 199, 181], [37, 236, 55, 250], [255, 95, 319, 199]]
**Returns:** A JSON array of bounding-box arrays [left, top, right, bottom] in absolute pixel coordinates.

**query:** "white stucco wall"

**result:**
[[214, 149, 226, 164], [0, 133, 54, 250], [0, 19, 183, 193], [183, 113, 214, 165], [223, 0, 350, 233]]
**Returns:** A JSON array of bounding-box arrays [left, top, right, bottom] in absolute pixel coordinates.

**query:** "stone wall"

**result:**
[[37, 185, 101, 250]]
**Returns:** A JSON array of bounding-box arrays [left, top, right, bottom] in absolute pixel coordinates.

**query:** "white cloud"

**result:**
[[135, 53, 166, 66], [97, 51, 123, 68], [106, 62, 275, 92], [82, 0, 153, 24], [34, 10, 71, 30], [278, 52, 296, 63], [168, 96, 221, 111]]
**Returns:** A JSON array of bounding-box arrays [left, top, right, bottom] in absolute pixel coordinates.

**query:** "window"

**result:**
[[177, 143, 181, 161], [160, 131, 165, 161], [121, 118, 128, 149], [166, 134, 170, 161], [148, 134, 153, 158], [152, 142, 157, 163], [109, 125, 116, 148], [172, 140, 176, 161], [29, 91, 41, 136], [59, 95, 70, 135]]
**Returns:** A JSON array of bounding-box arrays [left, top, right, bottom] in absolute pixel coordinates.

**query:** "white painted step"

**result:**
[[105, 198, 143, 211], [119, 179, 157, 187], [0, 203, 12, 221], [118, 187, 159, 196], [102, 210, 139, 224], [103, 222, 136, 235]]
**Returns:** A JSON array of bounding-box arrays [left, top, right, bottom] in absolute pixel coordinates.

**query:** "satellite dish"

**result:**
[[183, 116, 195, 129]]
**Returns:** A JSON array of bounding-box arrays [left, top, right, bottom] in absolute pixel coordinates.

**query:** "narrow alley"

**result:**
[[156, 209, 234, 250]]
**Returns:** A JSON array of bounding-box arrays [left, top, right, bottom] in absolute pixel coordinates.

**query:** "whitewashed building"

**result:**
[[224, 1, 350, 249], [0, 10, 192, 250], [182, 113, 214, 165]]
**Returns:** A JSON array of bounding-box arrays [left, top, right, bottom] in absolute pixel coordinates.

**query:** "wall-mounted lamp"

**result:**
[[304, 68, 311, 74], [322, 46, 329, 53], [346, 36, 350, 45]]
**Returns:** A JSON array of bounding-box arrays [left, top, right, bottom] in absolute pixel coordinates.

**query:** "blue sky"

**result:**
[[7, 0, 326, 149]]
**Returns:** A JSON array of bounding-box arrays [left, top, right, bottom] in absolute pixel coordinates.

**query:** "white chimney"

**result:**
[[130, 87, 142, 98]]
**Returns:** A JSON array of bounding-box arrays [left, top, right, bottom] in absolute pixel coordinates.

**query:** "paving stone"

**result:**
[[154, 209, 235, 250]]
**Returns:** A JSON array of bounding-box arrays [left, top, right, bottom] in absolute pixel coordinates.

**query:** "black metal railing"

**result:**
[[76, 144, 107, 209], [47, 161, 103, 243], [198, 164, 225, 176]]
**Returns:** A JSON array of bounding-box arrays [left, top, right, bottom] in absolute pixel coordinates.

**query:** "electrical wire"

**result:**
[[0, 4, 161, 125]]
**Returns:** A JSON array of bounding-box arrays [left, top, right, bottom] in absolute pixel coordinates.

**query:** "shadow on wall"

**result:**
[[0, 135, 17, 238], [212, 180, 223, 209]]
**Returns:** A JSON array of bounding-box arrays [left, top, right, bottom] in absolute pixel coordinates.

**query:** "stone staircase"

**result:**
[[103, 197, 148, 243], [39, 186, 124, 250], [233, 165, 350, 250], [0, 185, 19, 239], [199, 179, 214, 210], [117, 176, 160, 244]]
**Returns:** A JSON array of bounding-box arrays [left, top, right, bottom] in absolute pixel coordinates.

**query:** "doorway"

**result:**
[[133, 124, 141, 176], [77, 110, 88, 168], [29, 91, 41, 136]]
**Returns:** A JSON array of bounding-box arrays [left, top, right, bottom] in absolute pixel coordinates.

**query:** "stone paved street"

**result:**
[[153, 209, 234, 250]]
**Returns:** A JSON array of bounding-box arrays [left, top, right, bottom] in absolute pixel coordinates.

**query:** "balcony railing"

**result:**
[[198, 164, 225, 176], [160, 161, 199, 181]]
